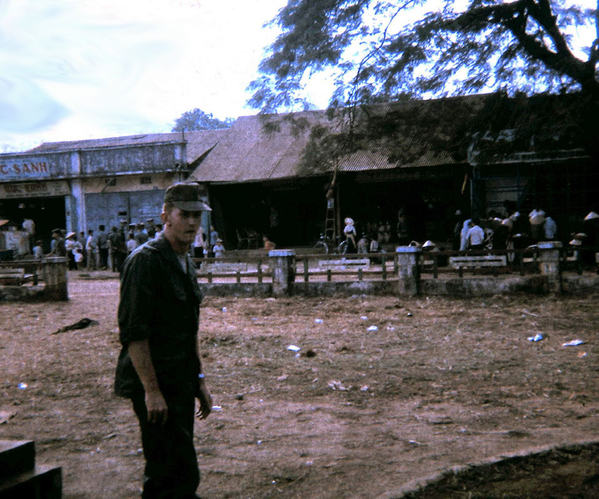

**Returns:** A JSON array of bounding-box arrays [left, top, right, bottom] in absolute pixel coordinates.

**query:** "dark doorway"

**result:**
[[0, 196, 66, 251]]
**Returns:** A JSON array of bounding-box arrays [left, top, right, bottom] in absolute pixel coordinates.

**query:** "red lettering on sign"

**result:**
[[0, 161, 50, 176]]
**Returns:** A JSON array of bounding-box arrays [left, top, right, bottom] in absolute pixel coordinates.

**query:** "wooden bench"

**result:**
[[319, 258, 370, 270], [199, 262, 249, 274], [449, 255, 507, 276], [0, 268, 25, 285]]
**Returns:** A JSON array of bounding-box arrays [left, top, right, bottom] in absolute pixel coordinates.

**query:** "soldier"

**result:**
[[108, 226, 126, 272], [115, 183, 213, 498]]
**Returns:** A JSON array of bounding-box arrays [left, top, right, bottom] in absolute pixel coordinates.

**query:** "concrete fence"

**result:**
[[2, 246, 597, 302], [199, 242, 599, 298], [0, 257, 68, 302]]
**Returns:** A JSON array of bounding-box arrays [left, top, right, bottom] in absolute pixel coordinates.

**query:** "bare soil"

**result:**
[[1, 273, 599, 498]]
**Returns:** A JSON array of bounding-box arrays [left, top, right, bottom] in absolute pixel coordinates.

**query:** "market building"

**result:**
[[1, 92, 595, 256], [0, 131, 223, 253], [189, 93, 596, 249]]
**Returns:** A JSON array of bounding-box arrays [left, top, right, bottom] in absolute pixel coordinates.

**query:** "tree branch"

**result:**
[[525, 0, 573, 60], [591, 0, 599, 69], [453, 1, 596, 92]]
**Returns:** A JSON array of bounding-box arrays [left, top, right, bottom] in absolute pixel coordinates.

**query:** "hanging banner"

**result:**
[[0, 180, 71, 199]]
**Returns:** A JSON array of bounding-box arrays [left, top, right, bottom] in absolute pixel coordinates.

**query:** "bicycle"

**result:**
[[313, 234, 349, 255]]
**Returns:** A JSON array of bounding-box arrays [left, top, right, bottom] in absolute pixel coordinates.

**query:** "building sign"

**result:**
[[0, 180, 71, 199], [0, 158, 51, 180]]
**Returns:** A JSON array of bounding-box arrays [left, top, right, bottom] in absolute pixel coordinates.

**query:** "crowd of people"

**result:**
[[17, 202, 599, 271], [39, 220, 165, 272], [453, 208, 573, 253], [22, 218, 238, 272], [340, 218, 391, 255], [192, 225, 278, 258], [332, 204, 599, 259]]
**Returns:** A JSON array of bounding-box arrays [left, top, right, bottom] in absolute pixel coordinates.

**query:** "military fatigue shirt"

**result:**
[[114, 233, 203, 398]]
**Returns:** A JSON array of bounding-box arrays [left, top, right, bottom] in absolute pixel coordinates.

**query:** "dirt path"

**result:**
[[1, 275, 598, 498]]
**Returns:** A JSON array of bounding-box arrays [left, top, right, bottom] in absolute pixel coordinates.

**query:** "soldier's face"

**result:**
[[162, 207, 201, 247]]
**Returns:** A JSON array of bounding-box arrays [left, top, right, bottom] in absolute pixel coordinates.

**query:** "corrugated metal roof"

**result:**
[[19, 96, 487, 182], [190, 96, 486, 183], [190, 114, 322, 182], [182, 130, 228, 163], [20, 93, 584, 184], [189, 112, 392, 183]]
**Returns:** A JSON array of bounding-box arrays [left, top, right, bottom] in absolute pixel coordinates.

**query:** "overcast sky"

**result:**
[[0, 0, 293, 151]]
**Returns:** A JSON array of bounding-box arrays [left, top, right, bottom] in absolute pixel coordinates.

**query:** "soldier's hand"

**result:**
[[145, 390, 168, 425], [196, 380, 213, 420]]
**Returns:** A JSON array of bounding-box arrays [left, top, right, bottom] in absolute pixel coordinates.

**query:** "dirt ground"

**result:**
[[1, 273, 599, 498]]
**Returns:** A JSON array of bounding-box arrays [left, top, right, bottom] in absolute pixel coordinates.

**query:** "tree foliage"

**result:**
[[249, 0, 598, 112], [171, 108, 234, 132], [248, 0, 599, 169]]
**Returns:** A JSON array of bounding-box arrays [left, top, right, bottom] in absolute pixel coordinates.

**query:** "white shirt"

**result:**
[[86, 235, 97, 251], [33, 246, 44, 259], [126, 239, 137, 253], [22, 219, 35, 234], [213, 243, 225, 257], [544, 217, 557, 239], [466, 225, 485, 246]]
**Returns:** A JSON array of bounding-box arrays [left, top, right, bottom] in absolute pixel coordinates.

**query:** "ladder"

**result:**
[[324, 204, 336, 240], [324, 166, 338, 241]]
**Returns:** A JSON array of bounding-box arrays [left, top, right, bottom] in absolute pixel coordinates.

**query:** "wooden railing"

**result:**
[[195, 255, 271, 283], [294, 253, 396, 282], [419, 246, 597, 278], [193, 246, 598, 284]]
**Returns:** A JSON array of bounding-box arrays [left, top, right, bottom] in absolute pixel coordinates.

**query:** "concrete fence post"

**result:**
[[269, 249, 296, 297], [538, 241, 562, 294], [42, 257, 69, 301], [396, 246, 421, 296]]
